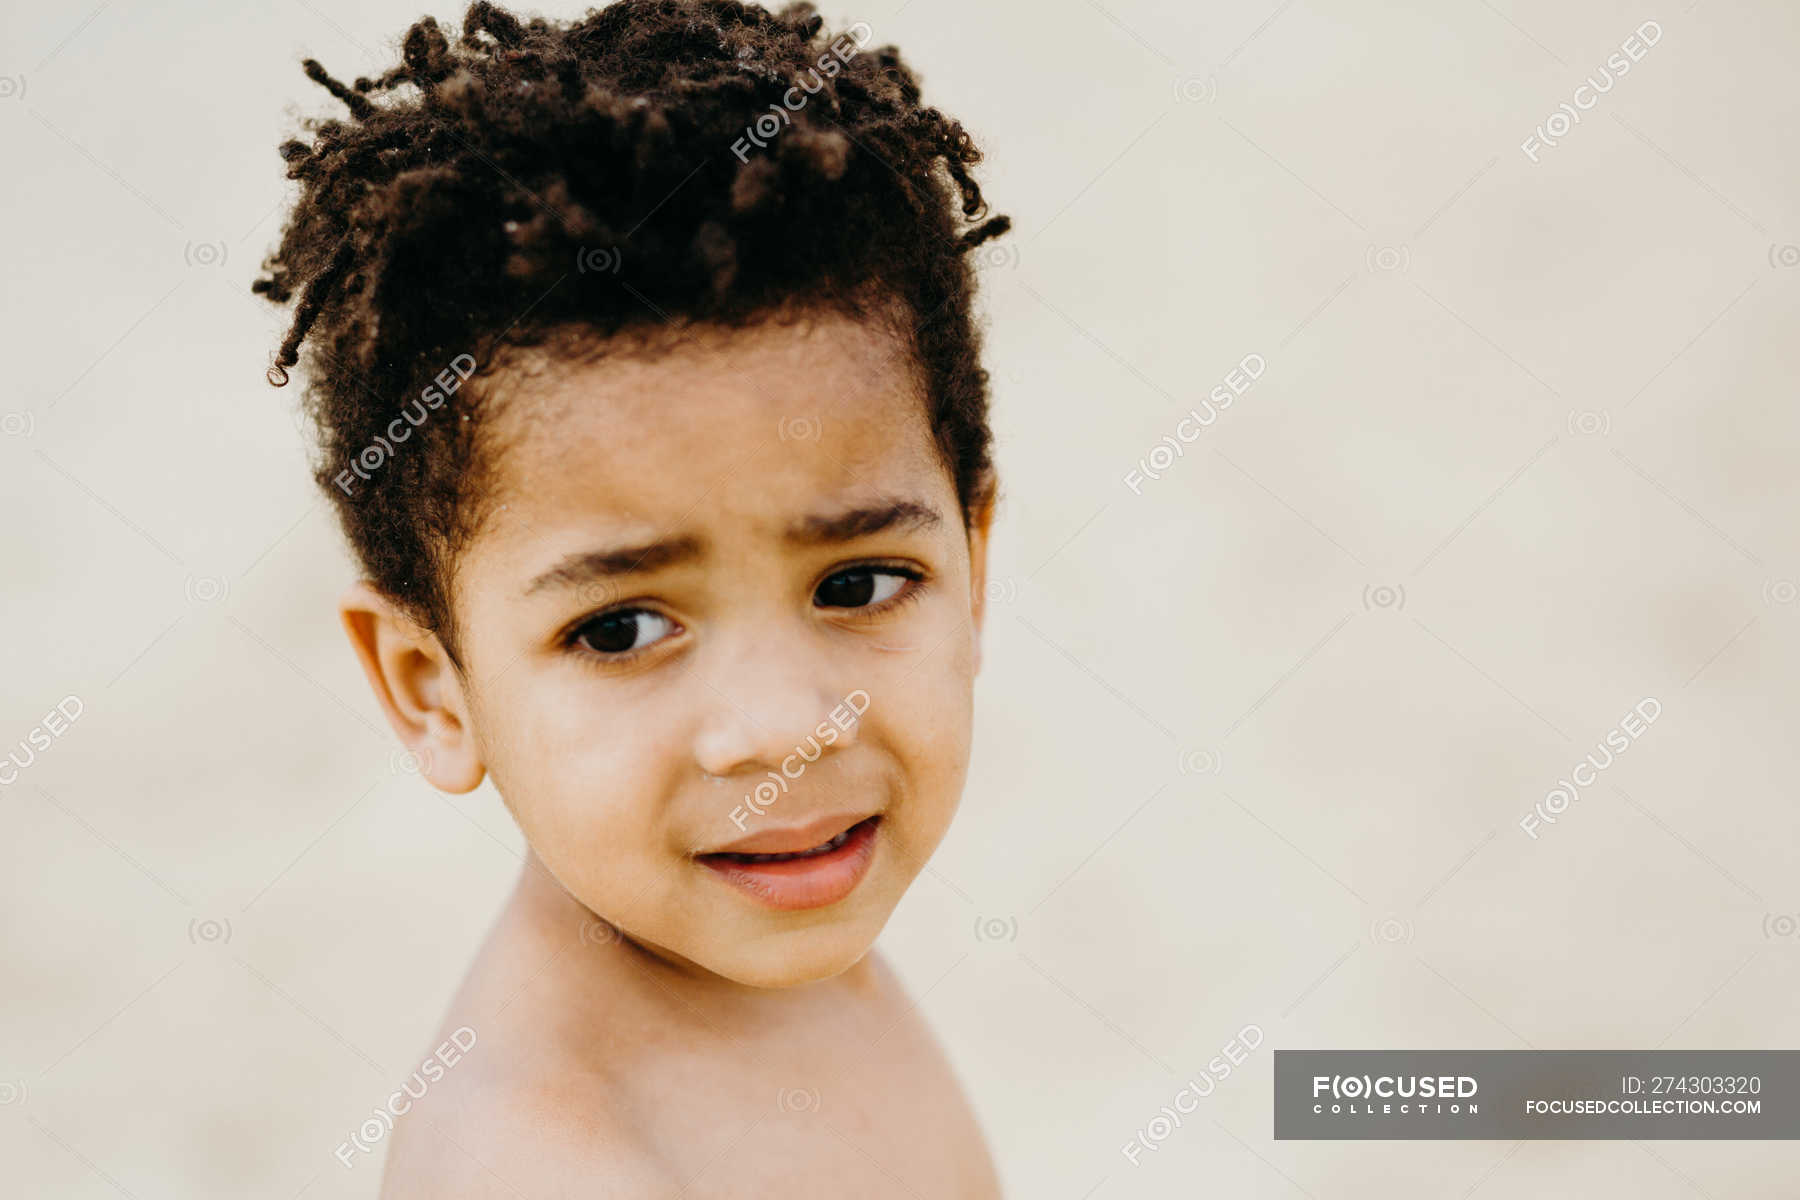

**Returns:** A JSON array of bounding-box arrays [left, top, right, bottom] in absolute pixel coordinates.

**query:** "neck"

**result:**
[[503, 848, 877, 1031]]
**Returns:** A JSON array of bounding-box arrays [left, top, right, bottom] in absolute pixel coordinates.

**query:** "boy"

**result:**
[[254, 1, 1011, 1195]]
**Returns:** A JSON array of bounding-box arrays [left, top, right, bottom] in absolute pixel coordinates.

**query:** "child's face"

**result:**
[[446, 312, 991, 987]]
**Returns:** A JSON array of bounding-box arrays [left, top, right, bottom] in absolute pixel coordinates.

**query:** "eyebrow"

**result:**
[[523, 499, 943, 596]]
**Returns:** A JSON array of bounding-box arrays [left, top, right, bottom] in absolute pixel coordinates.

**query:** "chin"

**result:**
[[710, 918, 888, 989]]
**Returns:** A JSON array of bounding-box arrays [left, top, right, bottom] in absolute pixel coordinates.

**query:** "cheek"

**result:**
[[474, 669, 678, 837], [871, 620, 977, 814]]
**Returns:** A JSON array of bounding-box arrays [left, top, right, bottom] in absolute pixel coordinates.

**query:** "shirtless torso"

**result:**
[[376, 859, 1003, 1198]]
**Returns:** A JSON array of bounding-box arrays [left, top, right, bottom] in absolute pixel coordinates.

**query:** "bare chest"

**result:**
[[631, 1002, 1000, 1197]]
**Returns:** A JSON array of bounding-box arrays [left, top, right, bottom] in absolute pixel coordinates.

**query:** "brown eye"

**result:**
[[814, 567, 910, 609], [573, 608, 674, 656]]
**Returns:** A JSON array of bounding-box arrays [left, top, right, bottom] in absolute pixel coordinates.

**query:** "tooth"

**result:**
[[720, 824, 863, 864]]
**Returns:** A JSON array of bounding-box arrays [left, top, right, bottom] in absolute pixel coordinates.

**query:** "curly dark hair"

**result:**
[[252, 0, 1010, 663]]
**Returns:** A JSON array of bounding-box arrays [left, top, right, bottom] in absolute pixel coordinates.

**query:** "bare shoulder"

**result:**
[[377, 1056, 678, 1200], [371, 877, 679, 1196]]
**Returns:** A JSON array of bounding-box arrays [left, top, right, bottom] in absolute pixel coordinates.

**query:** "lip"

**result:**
[[705, 810, 879, 856], [697, 815, 881, 911]]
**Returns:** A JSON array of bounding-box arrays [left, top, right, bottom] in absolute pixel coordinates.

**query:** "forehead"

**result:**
[[474, 312, 951, 548]]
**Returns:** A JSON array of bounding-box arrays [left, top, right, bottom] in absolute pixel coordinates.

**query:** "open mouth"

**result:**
[[705, 818, 871, 864], [696, 815, 881, 910]]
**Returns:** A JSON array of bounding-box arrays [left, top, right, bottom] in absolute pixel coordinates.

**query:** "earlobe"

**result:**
[[338, 581, 487, 794]]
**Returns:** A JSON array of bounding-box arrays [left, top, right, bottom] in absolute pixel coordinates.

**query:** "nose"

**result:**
[[690, 630, 862, 781]]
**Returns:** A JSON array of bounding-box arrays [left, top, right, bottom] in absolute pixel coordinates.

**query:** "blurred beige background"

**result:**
[[4, 0, 1799, 1195]]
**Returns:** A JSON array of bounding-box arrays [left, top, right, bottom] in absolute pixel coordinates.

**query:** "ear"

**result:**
[[965, 473, 998, 677], [338, 581, 486, 793]]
